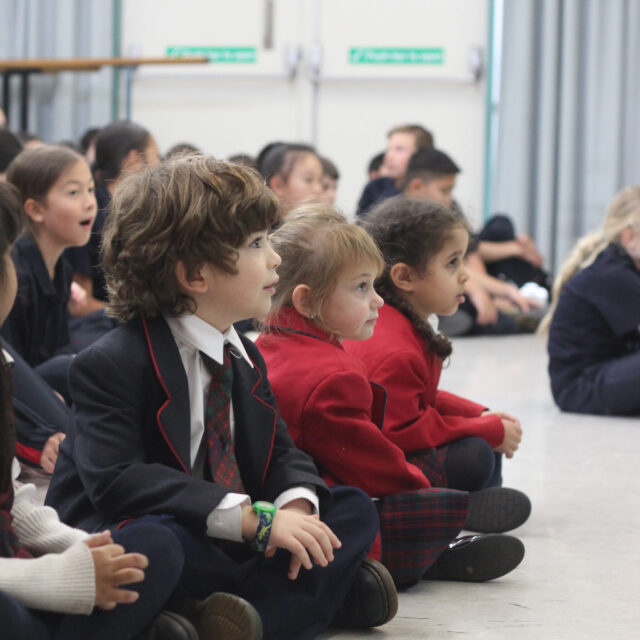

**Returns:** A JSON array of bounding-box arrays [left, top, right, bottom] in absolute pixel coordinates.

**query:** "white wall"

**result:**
[[122, 0, 488, 223]]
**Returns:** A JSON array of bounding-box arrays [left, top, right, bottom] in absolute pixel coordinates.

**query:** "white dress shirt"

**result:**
[[165, 314, 318, 542]]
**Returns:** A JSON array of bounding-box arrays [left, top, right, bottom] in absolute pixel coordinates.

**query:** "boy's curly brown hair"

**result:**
[[102, 155, 279, 321]]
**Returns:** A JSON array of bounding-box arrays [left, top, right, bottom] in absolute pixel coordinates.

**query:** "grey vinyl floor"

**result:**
[[24, 334, 640, 639], [322, 334, 640, 640]]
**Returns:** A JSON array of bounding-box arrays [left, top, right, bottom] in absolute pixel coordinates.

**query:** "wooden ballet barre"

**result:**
[[0, 56, 209, 130], [0, 57, 208, 72]]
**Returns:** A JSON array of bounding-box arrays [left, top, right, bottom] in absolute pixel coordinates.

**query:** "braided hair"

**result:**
[[363, 195, 468, 359]]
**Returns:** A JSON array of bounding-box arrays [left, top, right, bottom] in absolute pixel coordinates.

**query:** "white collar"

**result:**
[[165, 314, 253, 368], [2, 348, 14, 365]]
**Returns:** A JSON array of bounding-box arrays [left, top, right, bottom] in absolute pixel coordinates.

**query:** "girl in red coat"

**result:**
[[345, 196, 525, 492], [256, 205, 528, 589]]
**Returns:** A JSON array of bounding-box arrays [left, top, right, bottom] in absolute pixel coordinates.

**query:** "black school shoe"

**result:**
[[176, 592, 263, 640], [139, 611, 198, 640], [332, 558, 398, 629], [423, 534, 525, 582], [465, 487, 531, 533]]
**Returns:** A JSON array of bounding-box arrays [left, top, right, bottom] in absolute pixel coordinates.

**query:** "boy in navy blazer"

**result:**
[[46, 157, 396, 640]]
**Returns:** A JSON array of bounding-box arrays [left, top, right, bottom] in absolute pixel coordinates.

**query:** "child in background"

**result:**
[[367, 151, 386, 182], [357, 123, 434, 216], [66, 120, 160, 315], [46, 157, 397, 639], [0, 179, 199, 640], [541, 185, 640, 415], [0, 129, 23, 181], [403, 149, 543, 335], [346, 198, 528, 496], [259, 142, 324, 220], [319, 156, 339, 205], [257, 205, 527, 590], [2, 146, 96, 400]]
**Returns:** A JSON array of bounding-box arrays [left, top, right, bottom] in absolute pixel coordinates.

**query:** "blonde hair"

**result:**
[[539, 185, 640, 333], [267, 203, 384, 331]]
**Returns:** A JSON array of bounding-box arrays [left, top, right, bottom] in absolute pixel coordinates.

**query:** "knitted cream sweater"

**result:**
[[0, 481, 96, 615]]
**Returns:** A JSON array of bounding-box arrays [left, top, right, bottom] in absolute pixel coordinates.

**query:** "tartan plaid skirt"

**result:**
[[407, 446, 449, 488], [376, 486, 468, 588]]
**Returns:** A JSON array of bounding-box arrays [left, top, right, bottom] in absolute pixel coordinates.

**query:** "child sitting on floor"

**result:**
[[346, 196, 527, 492], [2, 146, 97, 401], [541, 185, 640, 415], [256, 205, 529, 590], [45, 156, 397, 639], [259, 143, 324, 220], [0, 179, 197, 640]]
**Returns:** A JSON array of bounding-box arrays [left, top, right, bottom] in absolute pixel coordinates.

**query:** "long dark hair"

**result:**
[[0, 183, 23, 492], [93, 120, 152, 188], [363, 196, 467, 359]]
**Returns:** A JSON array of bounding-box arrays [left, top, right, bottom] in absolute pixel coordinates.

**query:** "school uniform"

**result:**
[[65, 186, 110, 303], [356, 177, 400, 217], [1, 233, 72, 367], [2, 343, 72, 469], [45, 313, 377, 640], [344, 304, 504, 490], [548, 243, 640, 415], [256, 308, 469, 587], [1, 460, 184, 640]]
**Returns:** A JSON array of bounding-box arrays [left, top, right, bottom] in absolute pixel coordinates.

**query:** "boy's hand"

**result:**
[[484, 410, 522, 458], [40, 432, 65, 473], [85, 533, 148, 610], [242, 504, 341, 581], [267, 510, 341, 580]]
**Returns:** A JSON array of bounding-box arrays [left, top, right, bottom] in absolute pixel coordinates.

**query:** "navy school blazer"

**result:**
[[45, 314, 330, 534]]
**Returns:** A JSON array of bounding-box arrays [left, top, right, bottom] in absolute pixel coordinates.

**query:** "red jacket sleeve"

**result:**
[[371, 350, 504, 452], [434, 389, 487, 417], [300, 369, 430, 498]]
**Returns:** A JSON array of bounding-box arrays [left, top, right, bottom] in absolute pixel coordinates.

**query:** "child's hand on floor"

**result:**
[[483, 410, 523, 458], [85, 531, 148, 610]]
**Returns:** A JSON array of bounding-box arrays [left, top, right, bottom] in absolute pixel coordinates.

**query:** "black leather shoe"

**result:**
[[139, 611, 198, 640], [423, 533, 525, 582], [177, 592, 263, 640], [465, 487, 531, 533], [332, 558, 398, 629]]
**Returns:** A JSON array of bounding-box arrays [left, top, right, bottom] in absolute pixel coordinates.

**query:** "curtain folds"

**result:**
[[489, 0, 640, 272], [0, 0, 114, 144]]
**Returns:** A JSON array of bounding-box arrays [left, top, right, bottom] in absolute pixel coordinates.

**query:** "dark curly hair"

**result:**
[[363, 195, 467, 359], [102, 155, 279, 321]]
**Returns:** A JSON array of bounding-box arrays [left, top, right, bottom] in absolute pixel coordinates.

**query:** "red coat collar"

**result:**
[[265, 307, 343, 348]]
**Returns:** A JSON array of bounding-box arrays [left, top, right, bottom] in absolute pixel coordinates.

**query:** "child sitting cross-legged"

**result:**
[[345, 197, 529, 496], [0, 181, 201, 640], [45, 156, 397, 640], [256, 205, 529, 591]]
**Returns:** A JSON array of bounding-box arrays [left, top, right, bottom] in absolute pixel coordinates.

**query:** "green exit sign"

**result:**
[[167, 46, 257, 63], [349, 47, 444, 65]]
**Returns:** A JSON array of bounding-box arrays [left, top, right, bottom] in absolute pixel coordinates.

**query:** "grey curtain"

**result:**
[[488, 0, 640, 272], [0, 0, 114, 144]]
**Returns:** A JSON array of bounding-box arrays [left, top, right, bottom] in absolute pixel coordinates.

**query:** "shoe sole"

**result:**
[[360, 558, 399, 627], [465, 487, 532, 533], [196, 593, 263, 640], [146, 611, 199, 640], [424, 534, 525, 582]]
